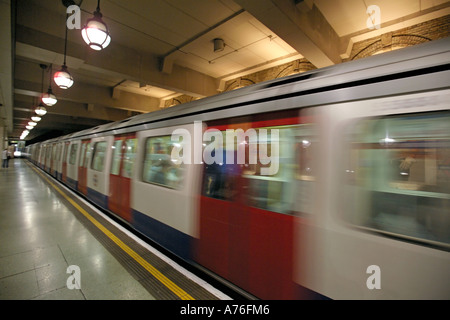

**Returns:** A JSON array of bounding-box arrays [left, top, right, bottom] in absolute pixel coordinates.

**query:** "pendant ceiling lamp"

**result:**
[[35, 104, 47, 116], [54, 64, 73, 89], [21, 130, 30, 140], [42, 65, 57, 106], [54, 15, 74, 89], [81, 0, 111, 51], [42, 88, 57, 106]]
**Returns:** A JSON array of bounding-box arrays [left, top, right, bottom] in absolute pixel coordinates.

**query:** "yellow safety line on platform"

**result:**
[[29, 164, 195, 300]]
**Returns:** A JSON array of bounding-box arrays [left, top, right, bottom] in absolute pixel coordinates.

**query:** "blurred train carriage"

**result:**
[[27, 38, 450, 299]]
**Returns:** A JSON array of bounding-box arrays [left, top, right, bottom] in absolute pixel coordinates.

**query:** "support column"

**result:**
[[0, 126, 5, 149]]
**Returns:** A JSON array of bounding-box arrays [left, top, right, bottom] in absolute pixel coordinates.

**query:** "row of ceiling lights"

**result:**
[[21, 0, 111, 140]]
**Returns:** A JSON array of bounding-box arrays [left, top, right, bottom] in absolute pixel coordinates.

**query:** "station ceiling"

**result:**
[[1, 0, 449, 143]]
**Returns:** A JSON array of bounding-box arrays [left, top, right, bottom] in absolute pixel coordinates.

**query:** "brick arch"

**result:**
[[351, 34, 431, 60], [163, 95, 197, 108], [275, 60, 316, 79], [224, 77, 256, 91]]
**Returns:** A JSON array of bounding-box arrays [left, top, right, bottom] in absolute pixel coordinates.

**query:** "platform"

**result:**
[[0, 158, 230, 300]]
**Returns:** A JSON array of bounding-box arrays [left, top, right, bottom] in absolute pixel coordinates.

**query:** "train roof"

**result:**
[[35, 37, 450, 144]]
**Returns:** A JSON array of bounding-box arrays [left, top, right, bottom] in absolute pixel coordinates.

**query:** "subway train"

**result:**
[[27, 37, 450, 300]]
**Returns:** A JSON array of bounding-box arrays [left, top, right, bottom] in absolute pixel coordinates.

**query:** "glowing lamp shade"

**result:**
[[31, 116, 41, 122], [81, 15, 111, 51], [26, 126, 34, 130], [42, 89, 57, 106], [28, 121, 37, 127], [54, 65, 73, 89], [35, 105, 47, 116]]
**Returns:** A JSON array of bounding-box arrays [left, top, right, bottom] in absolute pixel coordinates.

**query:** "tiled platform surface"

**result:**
[[0, 159, 155, 300]]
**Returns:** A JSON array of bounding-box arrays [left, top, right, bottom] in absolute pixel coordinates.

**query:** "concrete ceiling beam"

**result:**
[[234, 0, 341, 68], [14, 73, 160, 114], [15, 22, 219, 99], [13, 96, 131, 123]]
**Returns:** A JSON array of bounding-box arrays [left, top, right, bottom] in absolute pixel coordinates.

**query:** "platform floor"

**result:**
[[0, 159, 228, 300]]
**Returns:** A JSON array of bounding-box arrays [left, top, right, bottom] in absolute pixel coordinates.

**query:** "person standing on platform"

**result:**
[[2, 148, 8, 168]]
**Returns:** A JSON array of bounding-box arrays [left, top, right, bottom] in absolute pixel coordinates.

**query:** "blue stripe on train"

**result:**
[[132, 209, 193, 261], [66, 176, 78, 191], [87, 187, 108, 209]]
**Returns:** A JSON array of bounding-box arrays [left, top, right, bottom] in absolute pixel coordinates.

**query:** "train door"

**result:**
[[41, 145, 47, 169], [40, 145, 46, 169], [87, 136, 113, 209], [66, 141, 81, 190], [48, 144, 54, 174], [77, 139, 91, 195], [52, 143, 59, 178], [62, 141, 70, 183], [197, 110, 312, 299], [51, 143, 58, 178], [57, 142, 65, 181], [44, 144, 51, 172], [196, 120, 251, 287], [56, 142, 64, 181], [132, 124, 199, 259], [108, 134, 137, 222], [39, 145, 45, 169]]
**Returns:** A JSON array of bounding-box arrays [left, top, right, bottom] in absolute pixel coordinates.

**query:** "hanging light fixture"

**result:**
[[31, 116, 42, 122], [28, 121, 37, 127], [42, 64, 57, 106], [21, 130, 30, 140], [42, 88, 57, 106], [54, 14, 74, 89], [26, 126, 34, 130], [39, 64, 57, 105], [35, 104, 48, 116], [81, 0, 111, 51]]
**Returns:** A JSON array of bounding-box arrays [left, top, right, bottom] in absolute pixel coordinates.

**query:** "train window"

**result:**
[[122, 138, 137, 178], [201, 123, 317, 214], [91, 141, 107, 172], [63, 143, 69, 163], [110, 140, 123, 175], [56, 144, 61, 162], [142, 136, 184, 189], [52, 145, 57, 161], [202, 140, 240, 201], [344, 111, 450, 246], [243, 126, 296, 213], [79, 143, 86, 168], [84, 143, 91, 168], [293, 124, 317, 215], [69, 144, 78, 165], [245, 125, 316, 214]]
